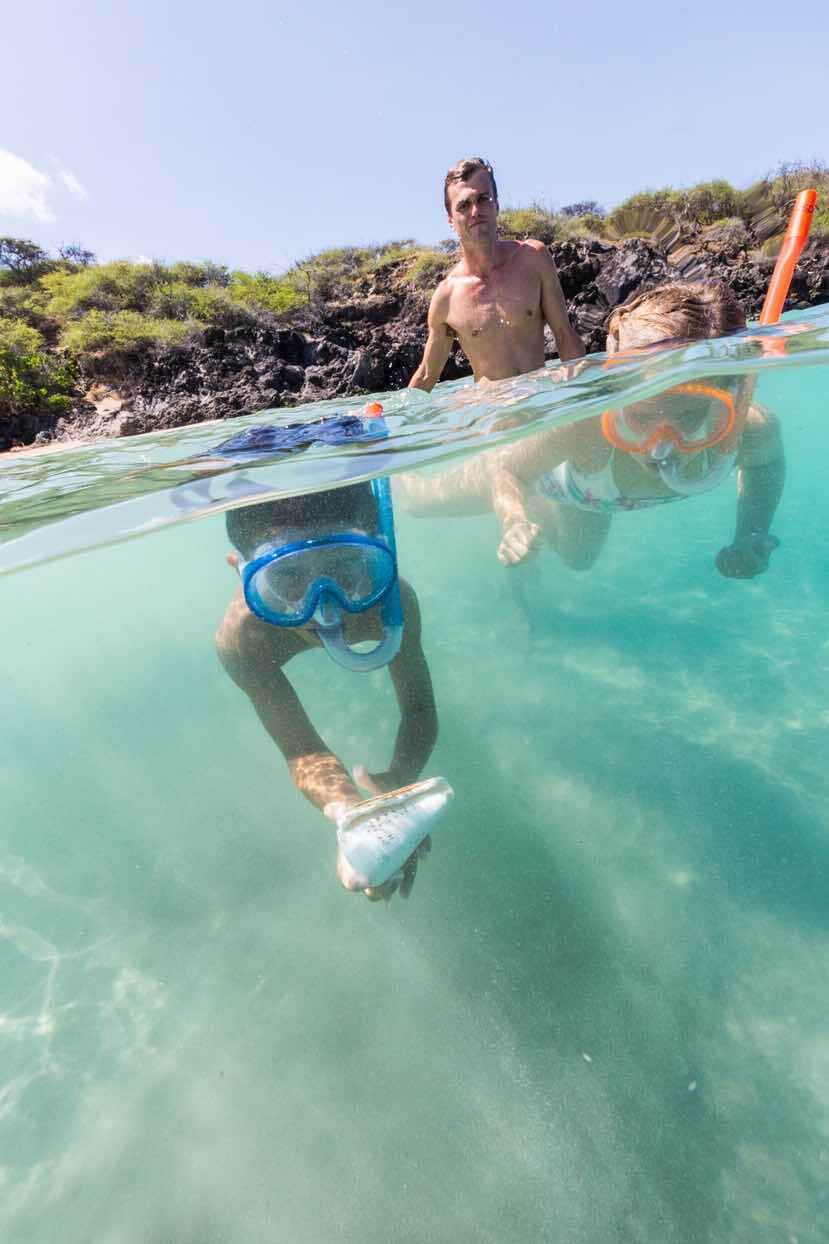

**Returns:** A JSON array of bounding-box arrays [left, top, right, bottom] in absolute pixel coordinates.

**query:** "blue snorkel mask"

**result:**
[[238, 476, 404, 672]]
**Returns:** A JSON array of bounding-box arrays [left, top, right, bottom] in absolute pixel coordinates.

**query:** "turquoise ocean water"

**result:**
[[1, 312, 828, 1242]]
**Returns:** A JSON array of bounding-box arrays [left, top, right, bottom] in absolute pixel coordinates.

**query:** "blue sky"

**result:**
[[2, 0, 826, 272]]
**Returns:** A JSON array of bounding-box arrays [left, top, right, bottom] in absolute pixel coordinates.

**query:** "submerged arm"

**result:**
[[216, 598, 432, 903], [486, 422, 588, 565], [216, 607, 360, 813], [717, 406, 785, 579], [374, 581, 438, 789]]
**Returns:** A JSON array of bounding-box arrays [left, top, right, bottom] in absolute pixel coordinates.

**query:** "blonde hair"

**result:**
[[606, 280, 746, 348]]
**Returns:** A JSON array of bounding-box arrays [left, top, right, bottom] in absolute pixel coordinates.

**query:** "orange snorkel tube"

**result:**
[[759, 188, 817, 325]]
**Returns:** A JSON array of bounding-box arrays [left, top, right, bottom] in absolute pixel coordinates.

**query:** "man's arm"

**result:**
[[717, 405, 785, 579], [408, 283, 454, 392], [527, 240, 585, 363]]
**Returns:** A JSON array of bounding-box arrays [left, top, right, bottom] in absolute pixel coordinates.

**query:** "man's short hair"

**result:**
[[444, 157, 498, 214], [226, 483, 377, 559]]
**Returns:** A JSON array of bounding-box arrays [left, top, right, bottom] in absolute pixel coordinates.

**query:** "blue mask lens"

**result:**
[[243, 535, 396, 626], [238, 478, 404, 671]]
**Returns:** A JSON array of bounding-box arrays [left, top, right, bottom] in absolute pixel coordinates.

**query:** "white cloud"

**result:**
[[0, 149, 55, 222], [49, 155, 89, 201], [58, 168, 89, 201]]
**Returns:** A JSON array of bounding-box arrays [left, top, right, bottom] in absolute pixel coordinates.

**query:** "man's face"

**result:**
[[447, 168, 498, 246]]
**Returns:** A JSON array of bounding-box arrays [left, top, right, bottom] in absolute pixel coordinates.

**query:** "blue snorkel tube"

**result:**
[[313, 476, 404, 673]]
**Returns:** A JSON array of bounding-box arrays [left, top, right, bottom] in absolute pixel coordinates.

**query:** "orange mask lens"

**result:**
[[601, 383, 737, 454]]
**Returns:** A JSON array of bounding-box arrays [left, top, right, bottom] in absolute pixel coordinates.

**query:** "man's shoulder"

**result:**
[[442, 254, 469, 283], [497, 238, 553, 272], [428, 268, 460, 314], [520, 238, 554, 261]]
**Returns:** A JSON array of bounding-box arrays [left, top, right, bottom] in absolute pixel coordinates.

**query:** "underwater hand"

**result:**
[[327, 766, 431, 903], [715, 535, 779, 580], [497, 520, 542, 567]]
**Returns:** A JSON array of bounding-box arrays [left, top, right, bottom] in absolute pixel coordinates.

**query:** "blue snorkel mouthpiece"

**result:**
[[310, 477, 404, 672], [312, 592, 403, 672]]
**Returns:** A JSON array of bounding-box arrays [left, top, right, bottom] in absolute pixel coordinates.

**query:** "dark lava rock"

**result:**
[[12, 232, 828, 451], [594, 238, 678, 307]]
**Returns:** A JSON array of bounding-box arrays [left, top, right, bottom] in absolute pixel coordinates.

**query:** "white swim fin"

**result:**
[[333, 776, 454, 890]]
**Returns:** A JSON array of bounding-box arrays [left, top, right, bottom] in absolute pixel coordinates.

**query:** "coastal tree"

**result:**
[[58, 243, 96, 267], [0, 237, 52, 283]]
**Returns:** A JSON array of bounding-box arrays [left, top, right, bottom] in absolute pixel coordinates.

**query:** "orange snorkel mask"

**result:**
[[600, 187, 818, 455], [601, 383, 738, 458]]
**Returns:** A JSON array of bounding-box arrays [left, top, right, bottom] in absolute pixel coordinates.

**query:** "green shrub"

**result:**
[[292, 247, 377, 302], [166, 260, 230, 287], [40, 258, 237, 321], [146, 279, 205, 319], [736, 163, 829, 243], [0, 319, 43, 357], [60, 309, 197, 355], [0, 318, 75, 432], [680, 180, 740, 224], [498, 205, 558, 244], [41, 260, 162, 318], [0, 282, 49, 328], [606, 188, 682, 238], [399, 249, 454, 289], [558, 212, 606, 239], [185, 285, 257, 326], [370, 240, 421, 272], [244, 243, 429, 306], [766, 160, 829, 199], [811, 203, 829, 238], [227, 270, 305, 315], [767, 162, 829, 239], [609, 187, 680, 216], [604, 182, 744, 238]]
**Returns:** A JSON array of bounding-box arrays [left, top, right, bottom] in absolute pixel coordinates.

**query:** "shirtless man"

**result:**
[[408, 156, 585, 392]]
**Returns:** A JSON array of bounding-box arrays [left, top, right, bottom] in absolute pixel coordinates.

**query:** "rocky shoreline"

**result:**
[[21, 232, 829, 450]]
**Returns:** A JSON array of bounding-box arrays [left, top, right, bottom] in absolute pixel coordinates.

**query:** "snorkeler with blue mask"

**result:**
[[237, 477, 404, 673], [215, 477, 440, 904]]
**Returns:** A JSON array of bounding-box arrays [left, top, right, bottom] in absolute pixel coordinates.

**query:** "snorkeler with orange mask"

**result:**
[[397, 278, 785, 580]]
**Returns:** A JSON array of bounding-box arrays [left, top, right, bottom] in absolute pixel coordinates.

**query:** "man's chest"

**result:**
[[448, 272, 542, 341]]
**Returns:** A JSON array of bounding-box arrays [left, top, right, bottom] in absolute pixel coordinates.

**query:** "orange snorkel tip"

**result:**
[[759, 188, 817, 325]]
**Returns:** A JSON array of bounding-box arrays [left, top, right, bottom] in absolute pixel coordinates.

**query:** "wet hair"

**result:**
[[605, 280, 747, 348], [444, 157, 499, 214], [226, 483, 377, 559]]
